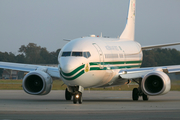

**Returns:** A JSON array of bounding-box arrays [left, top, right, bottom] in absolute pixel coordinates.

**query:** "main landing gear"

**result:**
[[132, 79, 149, 101], [132, 88, 149, 101], [65, 86, 84, 104]]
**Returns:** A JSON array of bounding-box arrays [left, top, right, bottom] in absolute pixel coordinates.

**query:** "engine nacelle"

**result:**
[[22, 71, 53, 95], [141, 71, 171, 96]]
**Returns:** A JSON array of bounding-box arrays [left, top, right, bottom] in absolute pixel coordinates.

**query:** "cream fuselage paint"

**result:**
[[58, 37, 142, 88]]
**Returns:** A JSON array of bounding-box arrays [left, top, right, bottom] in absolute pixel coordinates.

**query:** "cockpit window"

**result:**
[[87, 52, 91, 58], [72, 52, 82, 56], [61, 51, 91, 58], [83, 52, 91, 58], [62, 52, 71, 56]]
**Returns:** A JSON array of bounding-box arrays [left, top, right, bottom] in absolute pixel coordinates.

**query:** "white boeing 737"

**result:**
[[1, 0, 180, 104]]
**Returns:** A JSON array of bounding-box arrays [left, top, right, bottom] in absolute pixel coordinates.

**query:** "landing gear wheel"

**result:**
[[78, 93, 82, 104], [65, 88, 72, 100], [73, 94, 78, 104], [143, 93, 149, 101], [132, 88, 139, 101], [73, 93, 83, 104]]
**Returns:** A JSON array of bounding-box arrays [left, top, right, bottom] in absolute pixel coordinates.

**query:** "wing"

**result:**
[[118, 65, 180, 97], [119, 65, 180, 79], [0, 61, 60, 78], [142, 42, 180, 50]]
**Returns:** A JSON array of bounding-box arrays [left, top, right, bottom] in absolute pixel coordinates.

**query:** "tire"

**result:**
[[73, 95, 77, 104], [78, 93, 83, 104], [143, 93, 149, 101], [132, 88, 139, 101], [65, 88, 72, 100]]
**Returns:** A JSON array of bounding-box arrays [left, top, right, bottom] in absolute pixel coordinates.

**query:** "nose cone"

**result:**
[[60, 58, 76, 73], [59, 56, 87, 84]]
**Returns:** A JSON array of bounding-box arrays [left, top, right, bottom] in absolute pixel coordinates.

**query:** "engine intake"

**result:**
[[23, 71, 53, 95], [141, 71, 171, 96]]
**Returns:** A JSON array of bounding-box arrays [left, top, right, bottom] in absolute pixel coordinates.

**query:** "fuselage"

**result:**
[[58, 36, 143, 88]]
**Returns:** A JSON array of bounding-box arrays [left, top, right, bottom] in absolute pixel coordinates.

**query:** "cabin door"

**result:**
[[93, 43, 104, 69]]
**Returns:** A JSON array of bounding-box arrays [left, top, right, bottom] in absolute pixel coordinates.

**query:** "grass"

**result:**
[[0, 79, 180, 91], [0, 80, 23, 90]]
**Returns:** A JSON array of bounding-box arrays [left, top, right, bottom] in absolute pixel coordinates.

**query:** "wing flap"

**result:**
[[119, 68, 153, 79], [165, 65, 180, 73], [119, 65, 180, 79], [0, 62, 38, 72], [0, 62, 60, 79]]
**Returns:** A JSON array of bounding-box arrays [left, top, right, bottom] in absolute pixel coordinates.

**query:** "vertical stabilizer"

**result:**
[[120, 0, 136, 41]]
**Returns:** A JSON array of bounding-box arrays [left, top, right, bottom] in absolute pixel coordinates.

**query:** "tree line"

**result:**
[[0, 43, 180, 67], [0, 43, 60, 64], [141, 48, 180, 67]]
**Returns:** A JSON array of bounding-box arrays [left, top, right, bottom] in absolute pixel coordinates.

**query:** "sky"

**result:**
[[0, 0, 180, 54]]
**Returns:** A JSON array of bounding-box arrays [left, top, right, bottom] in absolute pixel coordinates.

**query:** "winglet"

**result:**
[[120, 0, 136, 41]]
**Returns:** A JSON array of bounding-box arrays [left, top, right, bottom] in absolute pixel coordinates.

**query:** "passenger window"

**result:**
[[72, 52, 83, 56], [62, 52, 71, 56]]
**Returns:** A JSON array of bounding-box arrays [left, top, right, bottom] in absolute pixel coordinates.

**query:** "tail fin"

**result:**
[[120, 0, 136, 41]]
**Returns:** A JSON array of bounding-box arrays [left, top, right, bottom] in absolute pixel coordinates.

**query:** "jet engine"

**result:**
[[141, 71, 171, 96], [22, 71, 53, 95]]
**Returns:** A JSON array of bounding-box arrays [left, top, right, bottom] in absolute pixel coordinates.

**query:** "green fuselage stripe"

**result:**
[[60, 70, 85, 80], [61, 64, 85, 76], [89, 61, 142, 65], [90, 65, 140, 71], [125, 61, 142, 64], [60, 60, 142, 80]]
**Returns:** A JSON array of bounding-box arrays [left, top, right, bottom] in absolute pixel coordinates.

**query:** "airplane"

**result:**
[[0, 0, 180, 104]]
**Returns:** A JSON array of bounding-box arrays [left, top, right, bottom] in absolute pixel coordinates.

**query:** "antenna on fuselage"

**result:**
[[63, 39, 71, 41], [100, 32, 102, 37]]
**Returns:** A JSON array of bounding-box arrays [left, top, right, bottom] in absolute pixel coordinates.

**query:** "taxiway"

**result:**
[[0, 90, 180, 120]]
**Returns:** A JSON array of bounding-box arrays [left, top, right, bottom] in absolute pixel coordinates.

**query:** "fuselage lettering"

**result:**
[[105, 46, 119, 51]]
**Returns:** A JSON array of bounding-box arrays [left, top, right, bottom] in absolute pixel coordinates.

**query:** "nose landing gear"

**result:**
[[73, 92, 82, 104], [65, 88, 72, 100], [65, 86, 84, 104]]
